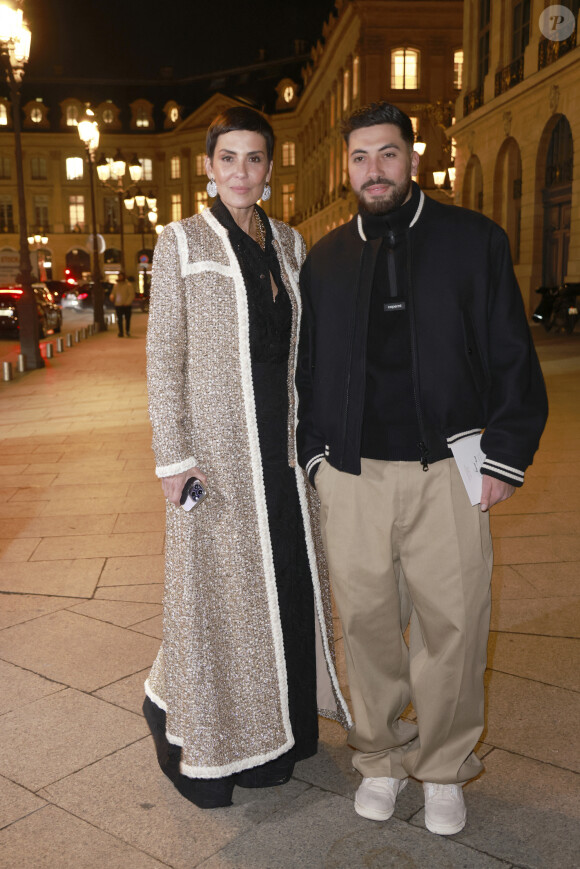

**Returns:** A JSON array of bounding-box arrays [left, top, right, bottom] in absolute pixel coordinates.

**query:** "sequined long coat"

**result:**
[[145, 208, 351, 779]]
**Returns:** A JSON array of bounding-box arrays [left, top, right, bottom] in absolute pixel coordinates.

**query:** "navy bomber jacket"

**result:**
[[296, 184, 548, 487]]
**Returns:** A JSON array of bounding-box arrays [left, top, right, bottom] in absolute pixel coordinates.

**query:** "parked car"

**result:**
[[45, 280, 74, 307], [0, 284, 62, 338], [76, 282, 115, 311]]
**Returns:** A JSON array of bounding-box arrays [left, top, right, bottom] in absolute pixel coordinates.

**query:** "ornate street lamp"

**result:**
[[96, 150, 142, 269], [78, 108, 106, 330], [0, 0, 43, 368], [123, 186, 158, 248]]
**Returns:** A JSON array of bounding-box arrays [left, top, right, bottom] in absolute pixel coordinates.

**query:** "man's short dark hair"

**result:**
[[341, 102, 415, 149], [206, 106, 275, 162]]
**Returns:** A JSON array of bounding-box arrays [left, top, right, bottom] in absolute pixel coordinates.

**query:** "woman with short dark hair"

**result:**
[[143, 106, 350, 809]]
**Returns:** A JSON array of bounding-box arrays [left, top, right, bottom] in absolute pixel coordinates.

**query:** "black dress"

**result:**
[[143, 201, 318, 808]]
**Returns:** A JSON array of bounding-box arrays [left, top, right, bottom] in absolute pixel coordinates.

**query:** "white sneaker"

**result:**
[[354, 776, 408, 821], [423, 782, 467, 835]]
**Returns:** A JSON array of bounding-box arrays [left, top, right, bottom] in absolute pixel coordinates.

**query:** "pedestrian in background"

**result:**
[[296, 101, 547, 836], [110, 271, 135, 337]]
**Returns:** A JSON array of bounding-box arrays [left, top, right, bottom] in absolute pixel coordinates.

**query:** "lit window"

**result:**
[[66, 105, 78, 126], [329, 144, 335, 193], [282, 183, 295, 223], [30, 106, 43, 124], [281, 141, 295, 167], [454, 50, 464, 90], [139, 157, 153, 181], [0, 156, 10, 179], [136, 108, 150, 128], [169, 106, 179, 123], [195, 191, 208, 213], [196, 154, 206, 175], [33, 195, 49, 228], [353, 56, 359, 98], [409, 116, 419, 136], [103, 108, 114, 124], [69, 195, 85, 229], [0, 195, 14, 230], [170, 156, 181, 180], [343, 69, 350, 111], [0, 104, 7, 125], [391, 48, 420, 90], [31, 156, 47, 179], [66, 157, 84, 180], [171, 193, 182, 221]]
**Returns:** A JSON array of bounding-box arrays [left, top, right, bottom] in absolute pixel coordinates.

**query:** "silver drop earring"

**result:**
[[206, 178, 217, 197], [261, 182, 271, 201]]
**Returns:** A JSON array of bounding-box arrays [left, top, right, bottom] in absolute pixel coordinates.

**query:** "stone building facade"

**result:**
[[452, 0, 579, 313], [0, 0, 464, 288]]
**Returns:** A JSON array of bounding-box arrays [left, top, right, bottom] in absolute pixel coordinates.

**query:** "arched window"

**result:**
[[391, 48, 420, 90], [453, 49, 464, 90], [103, 108, 114, 125], [545, 115, 573, 188], [66, 105, 79, 126], [30, 106, 43, 124], [0, 104, 7, 125]]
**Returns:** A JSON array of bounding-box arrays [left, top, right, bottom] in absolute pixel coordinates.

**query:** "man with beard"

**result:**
[[296, 102, 547, 835]]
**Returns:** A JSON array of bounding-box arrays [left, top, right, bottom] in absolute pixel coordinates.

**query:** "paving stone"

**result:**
[[0, 804, 167, 868], [0, 500, 49, 518], [0, 536, 40, 562], [490, 595, 580, 637], [487, 632, 580, 691], [95, 584, 164, 604], [130, 614, 163, 639], [93, 668, 151, 715], [0, 514, 116, 538], [0, 593, 84, 629], [200, 788, 508, 869], [9, 482, 131, 502], [493, 535, 561, 565], [0, 610, 158, 692], [0, 558, 103, 597], [0, 773, 46, 830], [452, 750, 580, 869], [68, 599, 161, 628], [0, 690, 148, 790], [513, 561, 580, 597], [42, 738, 311, 869], [483, 670, 579, 772], [490, 511, 580, 537], [491, 565, 540, 600], [113, 512, 165, 534], [0, 659, 64, 714], [30, 531, 164, 560], [98, 554, 165, 586]]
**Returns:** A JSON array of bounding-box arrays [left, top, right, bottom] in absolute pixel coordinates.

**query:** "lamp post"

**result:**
[[96, 150, 143, 270], [78, 109, 106, 331], [0, 0, 43, 368], [124, 187, 158, 246], [27, 232, 50, 280]]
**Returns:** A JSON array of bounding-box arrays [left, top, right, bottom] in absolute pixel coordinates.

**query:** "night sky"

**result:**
[[24, 0, 338, 80]]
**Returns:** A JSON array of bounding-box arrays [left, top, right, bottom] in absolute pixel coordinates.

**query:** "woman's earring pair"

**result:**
[[206, 179, 271, 200]]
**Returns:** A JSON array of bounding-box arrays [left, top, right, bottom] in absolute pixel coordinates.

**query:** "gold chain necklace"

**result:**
[[254, 209, 266, 251]]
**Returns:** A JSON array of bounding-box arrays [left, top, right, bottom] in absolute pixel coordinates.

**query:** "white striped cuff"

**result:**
[[481, 459, 525, 484], [306, 453, 325, 477], [446, 428, 482, 445], [155, 456, 197, 478]]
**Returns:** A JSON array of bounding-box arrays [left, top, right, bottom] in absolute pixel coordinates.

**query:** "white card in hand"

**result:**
[[449, 434, 486, 506]]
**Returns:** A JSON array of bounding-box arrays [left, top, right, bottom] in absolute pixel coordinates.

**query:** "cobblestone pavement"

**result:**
[[0, 317, 578, 868]]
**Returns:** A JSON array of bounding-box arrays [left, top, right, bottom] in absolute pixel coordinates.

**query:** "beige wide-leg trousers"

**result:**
[[316, 457, 493, 784]]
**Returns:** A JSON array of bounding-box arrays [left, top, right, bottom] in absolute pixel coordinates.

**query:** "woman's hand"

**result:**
[[161, 467, 207, 506]]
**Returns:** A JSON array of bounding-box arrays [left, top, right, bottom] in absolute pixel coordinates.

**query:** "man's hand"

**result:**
[[480, 474, 515, 512], [161, 467, 207, 506]]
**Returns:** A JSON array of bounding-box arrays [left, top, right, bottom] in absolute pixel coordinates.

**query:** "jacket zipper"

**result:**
[[406, 234, 430, 471], [339, 245, 366, 469]]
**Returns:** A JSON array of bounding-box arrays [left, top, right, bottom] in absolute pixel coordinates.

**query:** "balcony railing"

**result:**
[[0, 222, 15, 233], [463, 84, 483, 117], [495, 56, 524, 96], [538, 28, 577, 70]]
